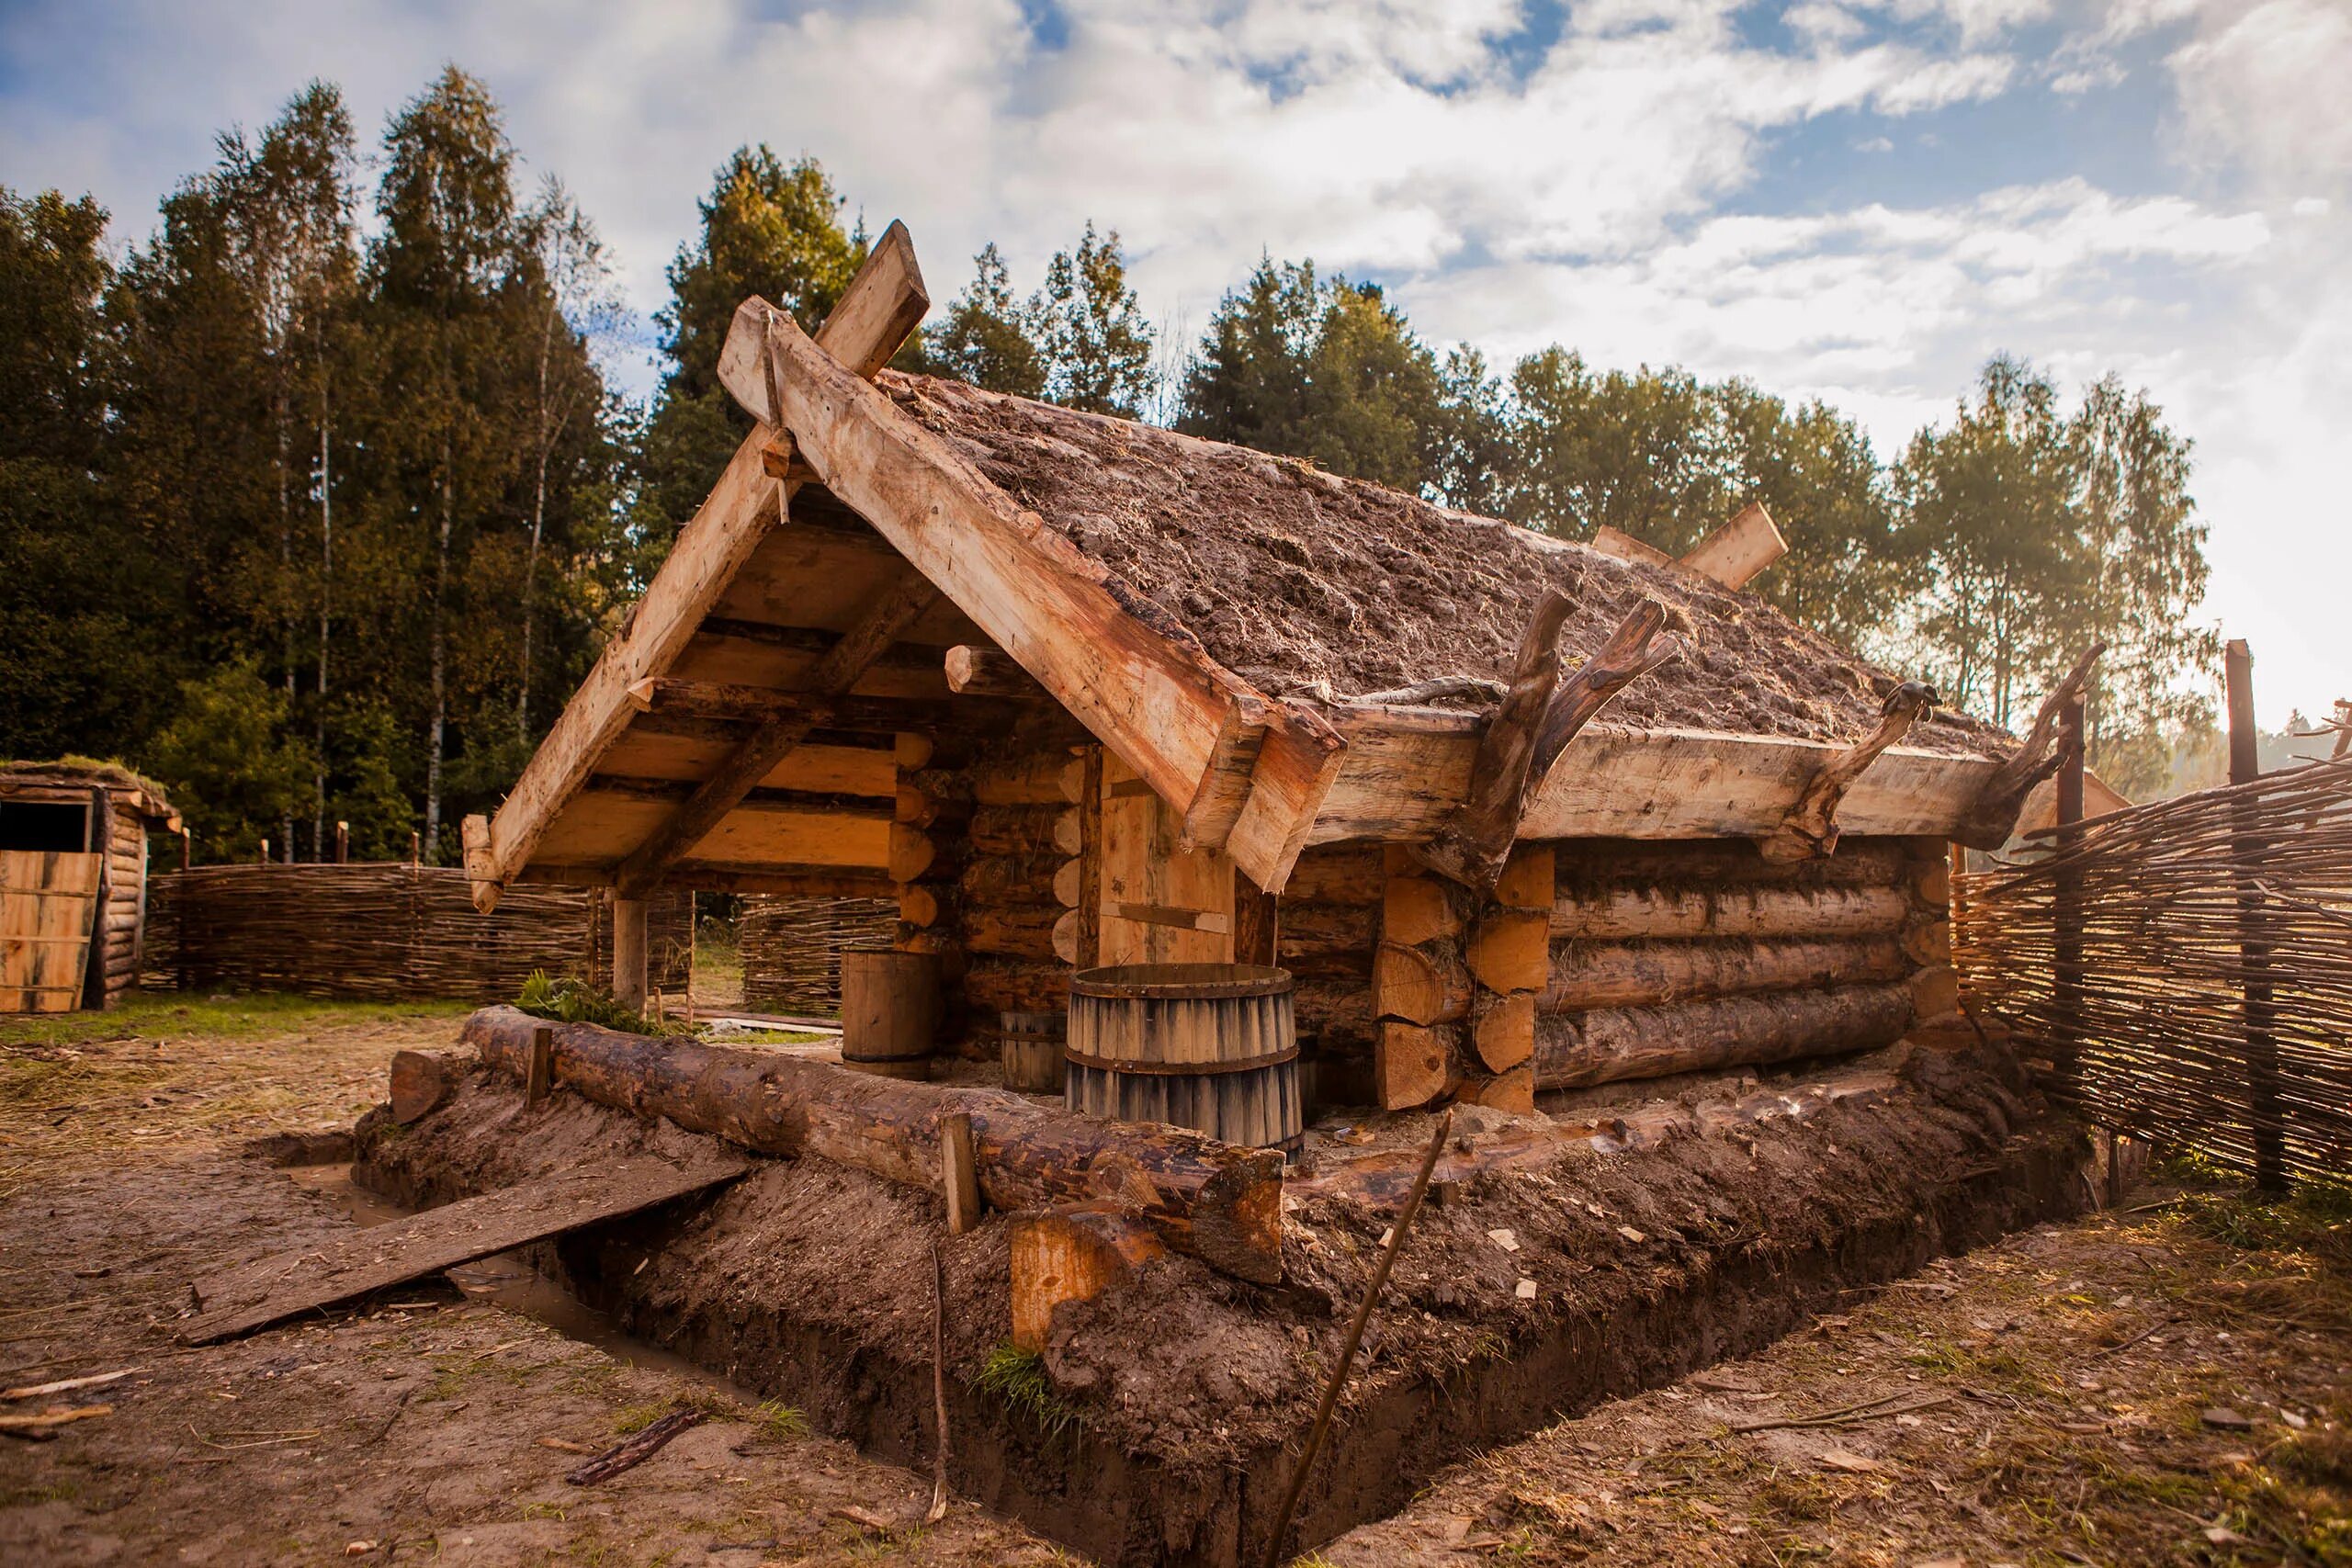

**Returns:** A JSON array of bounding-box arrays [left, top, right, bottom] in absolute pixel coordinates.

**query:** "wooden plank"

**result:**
[[181, 1154, 749, 1343], [1679, 502, 1785, 590], [1589, 525, 1674, 569], [1, 850, 102, 1013], [1097, 753, 1235, 965], [470, 224, 931, 911], [721, 299, 1333, 893]]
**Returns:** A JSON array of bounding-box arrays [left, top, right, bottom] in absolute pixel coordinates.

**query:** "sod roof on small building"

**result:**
[[878, 371, 2011, 761]]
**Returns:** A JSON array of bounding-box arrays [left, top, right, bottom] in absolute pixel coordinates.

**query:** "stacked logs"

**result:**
[[1372, 845, 1553, 1111], [1535, 836, 1951, 1089], [920, 742, 1088, 1052]]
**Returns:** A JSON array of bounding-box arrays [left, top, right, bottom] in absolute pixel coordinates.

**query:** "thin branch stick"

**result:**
[[927, 1240, 950, 1525], [1260, 1111, 1453, 1568]]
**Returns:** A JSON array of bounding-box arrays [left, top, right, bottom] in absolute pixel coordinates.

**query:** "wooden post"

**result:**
[[2225, 639, 2285, 1191], [410, 830, 422, 868], [180, 828, 191, 871], [258, 839, 269, 866], [2051, 689, 2086, 1104], [940, 1111, 979, 1235], [611, 895, 649, 1012], [526, 1024, 554, 1108], [334, 820, 349, 865]]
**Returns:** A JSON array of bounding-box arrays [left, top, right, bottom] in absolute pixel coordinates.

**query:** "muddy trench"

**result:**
[[347, 1050, 2088, 1568]]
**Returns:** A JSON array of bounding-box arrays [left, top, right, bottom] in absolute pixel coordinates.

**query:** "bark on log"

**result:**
[[1542, 934, 1912, 1011], [970, 753, 1087, 807], [1273, 901, 1377, 973], [1533, 983, 1914, 1089], [1552, 884, 1911, 941], [963, 957, 1069, 1016], [959, 852, 1062, 905], [464, 1007, 1283, 1282], [968, 806, 1082, 859], [1295, 979, 1376, 1055], [1551, 837, 1912, 890], [965, 904, 1065, 960], [1280, 846, 1384, 907]]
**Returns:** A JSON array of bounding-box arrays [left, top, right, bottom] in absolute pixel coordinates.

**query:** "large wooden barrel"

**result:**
[[840, 950, 940, 1080], [1065, 964, 1301, 1153], [1000, 1010, 1065, 1094]]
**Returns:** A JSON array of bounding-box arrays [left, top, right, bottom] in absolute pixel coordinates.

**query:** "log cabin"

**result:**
[[1, 761, 181, 1012], [463, 222, 2086, 1118]]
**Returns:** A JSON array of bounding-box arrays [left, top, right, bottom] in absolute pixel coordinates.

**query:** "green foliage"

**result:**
[[514, 970, 674, 1036], [144, 660, 317, 860], [1033, 221, 1155, 418], [971, 1344, 1085, 1444], [749, 1399, 809, 1441], [1178, 256, 1445, 492], [1890, 355, 2216, 775], [924, 243, 1046, 397]]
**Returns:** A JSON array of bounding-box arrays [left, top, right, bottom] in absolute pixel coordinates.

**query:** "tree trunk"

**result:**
[[423, 435, 453, 865], [461, 1007, 1283, 1283], [1534, 983, 1914, 1089]]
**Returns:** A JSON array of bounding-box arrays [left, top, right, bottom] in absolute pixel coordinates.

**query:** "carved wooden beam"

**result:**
[[1756, 680, 1937, 863], [1679, 502, 1786, 590], [1413, 590, 1574, 893], [1418, 595, 1688, 895], [613, 573, 941, 897], [1954, 642, 2106, 850], [943, 644, 1051, 701]]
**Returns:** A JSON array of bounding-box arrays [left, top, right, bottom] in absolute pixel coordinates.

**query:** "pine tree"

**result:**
[[926, 243, 1046, 396], [368, 66, 524, 863], [639, 148, 859, 538], [1033, 222, 1154, 418]]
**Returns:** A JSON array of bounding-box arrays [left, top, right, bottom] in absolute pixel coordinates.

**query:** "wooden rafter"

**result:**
[[1954, 642, 2107, 850], [612, 572, 940, 897], [718, 298, 1344, 893], [1419, 596, 1688, 894], [463, 221, 928, 913], [1755, 680, 1937, 863]]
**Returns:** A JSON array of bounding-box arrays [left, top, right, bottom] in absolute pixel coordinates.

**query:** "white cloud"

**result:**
[[0, 0, 2343, 719]]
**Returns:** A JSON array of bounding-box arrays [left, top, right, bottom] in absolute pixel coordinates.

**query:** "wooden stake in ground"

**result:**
[[927, 1239, 951, 1524], [1260, 1110, 1453, 1568]]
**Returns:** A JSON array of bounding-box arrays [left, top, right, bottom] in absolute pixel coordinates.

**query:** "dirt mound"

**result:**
[[880, 372, 2011, 758]]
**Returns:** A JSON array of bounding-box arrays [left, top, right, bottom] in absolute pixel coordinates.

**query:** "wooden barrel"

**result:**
[[1065, 964, 1301, 1153], [1001, 1010, 1066, 1094], [840, 950, 940, 1080]]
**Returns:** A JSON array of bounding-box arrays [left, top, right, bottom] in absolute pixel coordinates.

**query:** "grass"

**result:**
[[971, 1345, 1086, 1446], [748, 1399, 808, 1441], [0, 991, 464, 1050]]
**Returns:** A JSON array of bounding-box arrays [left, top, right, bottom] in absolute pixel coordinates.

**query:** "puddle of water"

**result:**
[[285, 1163, 747, 1397]]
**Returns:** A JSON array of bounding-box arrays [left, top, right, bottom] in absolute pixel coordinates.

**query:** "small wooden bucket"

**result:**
[[1001, 1010, 1066, 1094], [1065, 964, 1301, 1153], [839, 949, 940, 1080]]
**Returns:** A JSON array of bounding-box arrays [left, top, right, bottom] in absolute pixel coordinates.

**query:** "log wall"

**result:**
[[1535, 834, 1950, 1092], [143, 864, 693, 1002]]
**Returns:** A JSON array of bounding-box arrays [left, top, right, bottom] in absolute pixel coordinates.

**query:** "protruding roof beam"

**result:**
[[1757, 681, 1938, 863], [464, 221, 929, 912]]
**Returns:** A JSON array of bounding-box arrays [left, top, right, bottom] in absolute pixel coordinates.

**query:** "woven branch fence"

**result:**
[[737, 895, 898, 1014], [1954, 757, 2352, 1186], [143, 864, 693, 1002]]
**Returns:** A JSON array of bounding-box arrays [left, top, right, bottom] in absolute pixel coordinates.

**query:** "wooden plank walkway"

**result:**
[[181, 1154, 749, 1343]]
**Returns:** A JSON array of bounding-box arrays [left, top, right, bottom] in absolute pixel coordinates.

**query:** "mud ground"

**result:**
[[0, 998, 1061, 1565], [4, 996, 2346, 1565]]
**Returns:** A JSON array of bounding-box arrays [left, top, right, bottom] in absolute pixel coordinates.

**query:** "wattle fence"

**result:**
[[1953, 757, 2352, 1187], [736, 894, 898, 1014], [143, 863, 693, 1003]]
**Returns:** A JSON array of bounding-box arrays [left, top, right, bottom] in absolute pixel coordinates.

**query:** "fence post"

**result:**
[[2050, 691, 2086, 1109], [2225, 639, 2286, 1191], [334, 820, 349, 865]]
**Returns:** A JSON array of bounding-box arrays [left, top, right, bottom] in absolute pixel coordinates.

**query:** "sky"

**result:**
[[3, 0, 2346, 728]]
